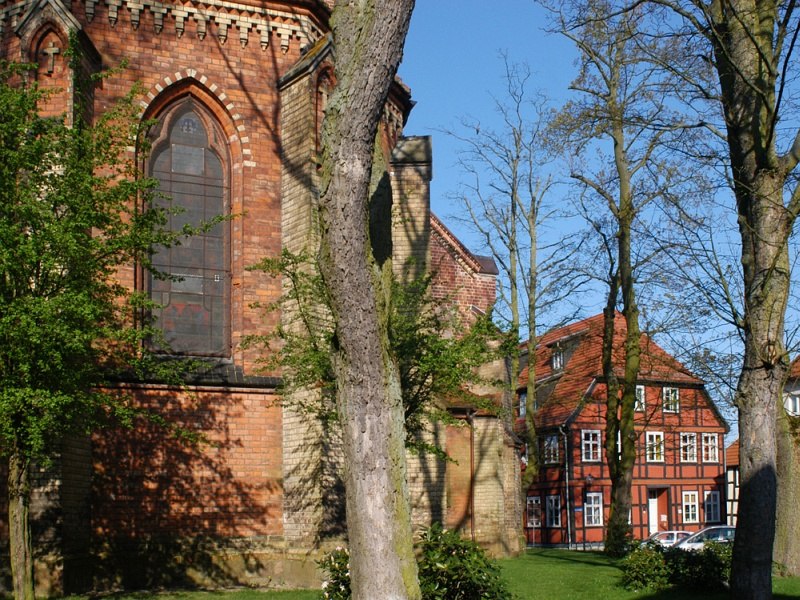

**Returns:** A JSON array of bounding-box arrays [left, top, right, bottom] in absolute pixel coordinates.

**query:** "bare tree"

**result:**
[[444, 57, 584, 506], [633, 1, 800, 595], [545, 0, 699, 556], [317, 1, 419, 598]]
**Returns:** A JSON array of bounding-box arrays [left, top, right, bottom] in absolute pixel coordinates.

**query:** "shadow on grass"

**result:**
[[522, 548, 621, 568]]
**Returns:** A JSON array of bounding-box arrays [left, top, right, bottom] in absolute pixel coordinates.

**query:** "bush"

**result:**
[[318, 524, 514, 600], [318, 547, 350, 600], [619, 543, 670, 591], [417, 523, 514, 600], [664, 543, 731, 591]]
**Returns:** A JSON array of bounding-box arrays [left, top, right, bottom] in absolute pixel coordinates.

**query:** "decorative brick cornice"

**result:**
[[1, 0, 325, 51], [430, 213, 495, 276]]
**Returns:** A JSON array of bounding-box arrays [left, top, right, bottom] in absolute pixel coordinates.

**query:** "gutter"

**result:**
[[560, 424, 573, 548]]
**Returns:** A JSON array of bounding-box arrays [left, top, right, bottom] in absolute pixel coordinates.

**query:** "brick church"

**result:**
[[0, 0, 521, 594]]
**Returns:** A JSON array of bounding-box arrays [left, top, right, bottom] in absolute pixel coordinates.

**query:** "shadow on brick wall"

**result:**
[[89, 384, 282, 591]]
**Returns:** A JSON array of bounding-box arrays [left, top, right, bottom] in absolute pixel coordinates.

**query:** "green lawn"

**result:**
[[499, 549, 800, 600], [42, 549, 800, 599]]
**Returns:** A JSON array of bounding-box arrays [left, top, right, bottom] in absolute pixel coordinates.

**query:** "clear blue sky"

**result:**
[[397, 5, 742, 433], [398, 1, 576, 236]]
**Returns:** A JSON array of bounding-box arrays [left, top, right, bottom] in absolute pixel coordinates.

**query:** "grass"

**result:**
[[499, 548, 800, 600], [27, 549, 800, 599]]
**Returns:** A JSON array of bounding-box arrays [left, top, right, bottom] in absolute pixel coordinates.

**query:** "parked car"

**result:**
[[673, 526, 735, 551], [647, 530, 691, 547]]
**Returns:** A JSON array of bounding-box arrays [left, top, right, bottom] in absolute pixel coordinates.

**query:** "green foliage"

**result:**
[[0, 59, 194, 463], [620, 542, 732, 593], [318, 547, 351, 600], [417, 523, 514, 600], [244, 252, 501, 450], [619, 543, 669, 591], [664, 543, 732, 591], [317, 525, 514, 600]]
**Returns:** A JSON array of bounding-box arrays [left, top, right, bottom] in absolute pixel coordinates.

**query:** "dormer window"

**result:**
[[551, 347, 564, 371]]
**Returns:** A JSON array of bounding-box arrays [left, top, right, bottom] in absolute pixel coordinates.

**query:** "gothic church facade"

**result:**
[[0, 0, 521, 594]]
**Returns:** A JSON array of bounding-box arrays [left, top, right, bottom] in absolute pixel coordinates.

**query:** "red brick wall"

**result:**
[[92, 386, 283, 539], [430, 229, 496, 321]]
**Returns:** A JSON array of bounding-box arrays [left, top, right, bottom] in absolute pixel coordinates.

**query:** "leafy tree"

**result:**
[[0, 60, 187, 600], [317, 1, 418, 597], [245, 250, 500, 454]]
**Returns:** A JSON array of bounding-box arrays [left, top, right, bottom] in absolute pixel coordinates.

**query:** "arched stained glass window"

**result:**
[[148, 102, 230, 356]]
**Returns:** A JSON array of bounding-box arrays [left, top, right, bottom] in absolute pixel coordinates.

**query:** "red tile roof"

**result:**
[[726, 439, 740, 467], [788, 356, 800, 379], [520, 312, 703, 429]]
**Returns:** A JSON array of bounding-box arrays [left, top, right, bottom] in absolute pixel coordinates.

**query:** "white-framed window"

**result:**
[[683, 491, 699, 523], [582, 430, 602, 462], [785, 394, 800, 416], [680, 432, 697, 463], [551, 348, 564, 371], [546, 495, 561, 528], [646, 431, 664, 462], [663, 387, 680, 413], [705, 490, 721, 523], [702, 433, 719, 462], [585, 492, 603, 526], [526, 496, 542, 528], [518, 392, 527, 418], [635, 385, 646, 412], [543, 434, 559, 464]]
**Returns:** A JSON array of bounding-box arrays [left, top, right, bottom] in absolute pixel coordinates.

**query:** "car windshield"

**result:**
[[683, 528, 734, 545]]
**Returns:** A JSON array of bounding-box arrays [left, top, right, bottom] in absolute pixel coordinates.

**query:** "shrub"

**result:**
[[317, 524, 514, 600], [664, 542, 732, 591], [318, 547, 350, 600], [417, 523, 514, 600], [620, 543, 670, 591]]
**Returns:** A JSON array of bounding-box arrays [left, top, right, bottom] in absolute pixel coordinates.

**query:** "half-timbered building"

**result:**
[[520, 313, 728, 547]]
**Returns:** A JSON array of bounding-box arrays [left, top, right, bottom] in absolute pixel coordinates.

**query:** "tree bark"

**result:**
[[9, 449, 35, 600], [704, 2, 792, 597], [318, 2, 419, 599], [774, 408, 800, 576]]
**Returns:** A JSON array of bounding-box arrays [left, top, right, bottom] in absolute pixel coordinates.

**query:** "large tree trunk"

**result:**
[[603, 102, 639, 557], [774, 407, 800, 576], [8, 450, 34, 600], [318, 2, 418, 599], [706, 2, 793, 596], [726, 161, 790, 600]]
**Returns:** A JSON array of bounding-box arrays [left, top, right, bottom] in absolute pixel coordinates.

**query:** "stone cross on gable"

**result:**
[[42, 41, 60, 75]]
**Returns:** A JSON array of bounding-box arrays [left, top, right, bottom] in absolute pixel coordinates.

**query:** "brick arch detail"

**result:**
[[140, 70, 254, 169]]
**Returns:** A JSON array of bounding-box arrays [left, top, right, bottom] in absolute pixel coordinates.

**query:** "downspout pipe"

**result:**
[[560, 424, 572, 548], [468, 409, 476, 542]]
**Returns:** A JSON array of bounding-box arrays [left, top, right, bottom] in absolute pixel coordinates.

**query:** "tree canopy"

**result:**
[[0, 59, 189, 600]]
